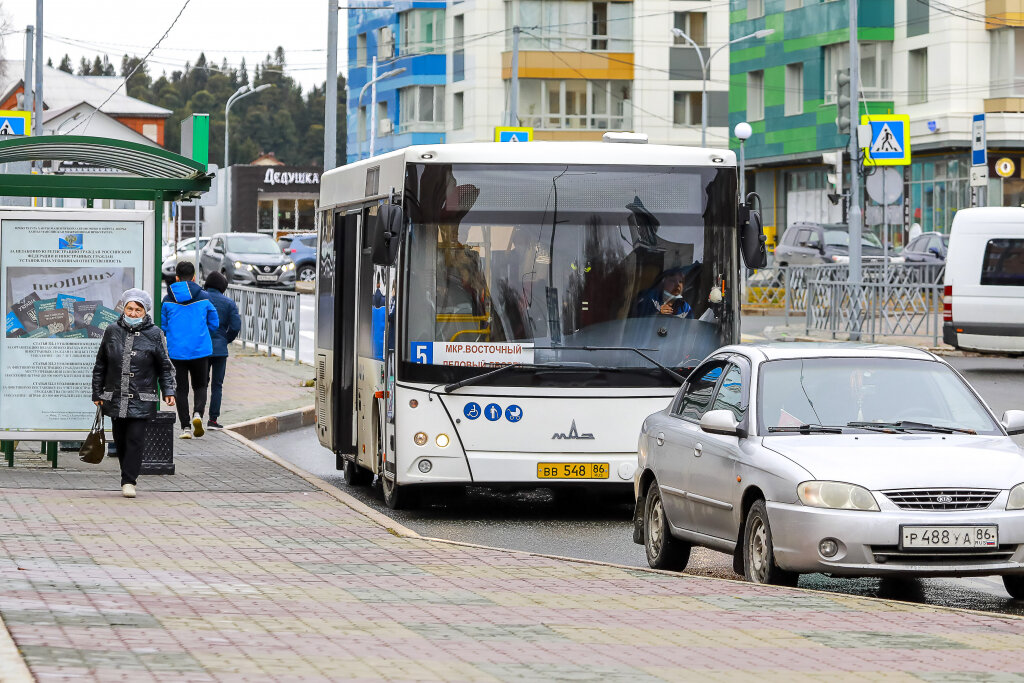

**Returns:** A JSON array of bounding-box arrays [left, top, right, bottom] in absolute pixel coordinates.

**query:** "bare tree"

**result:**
[[0, 3, 10, 81]]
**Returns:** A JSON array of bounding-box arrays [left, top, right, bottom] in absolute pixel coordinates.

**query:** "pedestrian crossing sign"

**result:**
[[862, 114, 910, 166], [0, 111, 31, 137], [494, 127, 533, 142]]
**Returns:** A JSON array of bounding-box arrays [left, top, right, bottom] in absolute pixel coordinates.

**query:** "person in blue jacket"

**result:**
[[161, 260, 219, 439], [203, 271, 242, 429]]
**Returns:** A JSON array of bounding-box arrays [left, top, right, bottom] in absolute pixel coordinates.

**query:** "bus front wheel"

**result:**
[[382, 474, 417, 510]]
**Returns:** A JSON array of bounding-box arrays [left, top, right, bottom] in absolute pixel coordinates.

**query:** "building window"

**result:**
[[453, 91, 464, 130], [399, 8, 445, 55], [748, 0, 765, 20], [358, 106, 367, 142], [356, 34, 367, 67], [672, 11, 706, 46], [908, 48, 927, 104], [400, 85, 446, 132], [377, 102, 390, 136], [518, 78, 631, 130], [824, 42, 893, 101], [907, 0, 929, 37], [747, 70, 764, 121], [377, 26, 394, 60], [785, 63, 803, 115], [453, 14, 465, 82], [512, 1, 632, 52], [673, 92, 701, 126], [990, 28, 1024, 97]]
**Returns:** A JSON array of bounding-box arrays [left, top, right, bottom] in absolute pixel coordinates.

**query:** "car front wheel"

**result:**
[[297, 265, 316, 282], [743, 500, 798, 586], [644, 482, 690, 571]]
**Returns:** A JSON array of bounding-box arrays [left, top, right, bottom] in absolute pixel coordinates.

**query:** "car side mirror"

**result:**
[[738, 193, 767, 270], [371, 203, 404, 266], [1001, 410, 1024, 435], [928, 246, 941, 257], [699, 409, 745, 437], [214, 245, 224, 254]]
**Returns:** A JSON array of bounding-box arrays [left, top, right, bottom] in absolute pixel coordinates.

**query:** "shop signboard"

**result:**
[[0, 209, 153, 439]]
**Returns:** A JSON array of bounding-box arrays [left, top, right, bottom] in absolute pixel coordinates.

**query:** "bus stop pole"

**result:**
[[154, 193, 164, 325]]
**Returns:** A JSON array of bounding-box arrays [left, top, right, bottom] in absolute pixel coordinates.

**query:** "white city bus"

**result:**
[[315, 139, 765, 508]]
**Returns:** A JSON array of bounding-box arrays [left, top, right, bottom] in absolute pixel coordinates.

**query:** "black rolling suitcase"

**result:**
[[140, 410, 176, 475]]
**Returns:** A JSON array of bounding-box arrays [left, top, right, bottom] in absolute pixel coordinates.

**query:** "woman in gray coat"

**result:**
[[91, 288, 176, 498]]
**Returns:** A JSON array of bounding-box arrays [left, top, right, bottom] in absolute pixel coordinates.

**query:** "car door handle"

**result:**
[[656, 433, 665, 447], [694, 442, 703, 457]]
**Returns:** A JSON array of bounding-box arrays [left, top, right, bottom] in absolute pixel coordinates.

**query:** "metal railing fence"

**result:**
[[227, 285, 301, 364]]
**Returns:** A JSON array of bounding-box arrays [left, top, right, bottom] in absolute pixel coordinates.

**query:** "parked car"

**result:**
[[634, 343, 1024, 595], [903, 232, 948, 264], [774, 223, 900, 266], [161, 236, 210, 284], [198, 233, 296, 290], [944, 207, 1024, 353], [277, 233, 317, 283]]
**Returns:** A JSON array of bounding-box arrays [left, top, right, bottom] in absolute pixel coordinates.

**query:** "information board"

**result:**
[[0, 210, 152, 437]]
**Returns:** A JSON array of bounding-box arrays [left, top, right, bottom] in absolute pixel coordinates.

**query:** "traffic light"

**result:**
[[835, 68, 851, 137]]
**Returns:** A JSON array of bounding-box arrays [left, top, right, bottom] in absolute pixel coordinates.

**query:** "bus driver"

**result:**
[[635, 267, 694, 319]]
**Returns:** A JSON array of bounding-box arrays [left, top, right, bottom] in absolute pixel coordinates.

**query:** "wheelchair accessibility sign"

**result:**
[[862, 114, 910, 166]]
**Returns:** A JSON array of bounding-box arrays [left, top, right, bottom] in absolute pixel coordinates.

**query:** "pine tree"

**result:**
[[58, 54, 73, 73]]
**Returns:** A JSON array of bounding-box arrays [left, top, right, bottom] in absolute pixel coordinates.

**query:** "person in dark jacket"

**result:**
[[203, 271, 242, 429], [161, 261, 219, 439], [92, 288, 176, 498]]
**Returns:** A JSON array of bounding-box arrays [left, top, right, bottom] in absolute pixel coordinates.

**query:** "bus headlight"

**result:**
[[413, 432, 428, 446], [435, 433, 450, 448]]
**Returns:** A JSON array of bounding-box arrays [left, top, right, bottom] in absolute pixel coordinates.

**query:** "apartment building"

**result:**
[[730, 0, 1024, 243], [347, 0, 732, 159]]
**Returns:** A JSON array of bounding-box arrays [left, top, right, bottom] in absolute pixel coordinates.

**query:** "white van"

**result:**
[[943, 207, 1024, 353]]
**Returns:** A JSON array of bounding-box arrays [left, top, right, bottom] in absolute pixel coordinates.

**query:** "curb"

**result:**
[[0, 613, 34, 683], [221, 429, 421, 538], [226, 405, 315, 440]]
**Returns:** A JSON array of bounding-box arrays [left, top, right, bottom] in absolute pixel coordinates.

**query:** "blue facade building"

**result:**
[[347, 2, 447, 163]]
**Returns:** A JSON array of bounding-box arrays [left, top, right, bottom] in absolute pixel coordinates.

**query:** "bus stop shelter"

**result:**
[[0, 135, 211, 467], [0, 135, 212, 312]]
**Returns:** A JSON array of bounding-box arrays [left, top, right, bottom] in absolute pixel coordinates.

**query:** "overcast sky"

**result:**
[[5, 1, 346, 92]]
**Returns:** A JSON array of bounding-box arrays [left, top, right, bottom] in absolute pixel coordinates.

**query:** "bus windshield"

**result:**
[[400, 163, 737, 387]]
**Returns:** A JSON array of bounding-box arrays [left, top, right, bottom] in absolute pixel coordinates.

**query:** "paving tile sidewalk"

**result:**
[[3, 432, 1024, 681]]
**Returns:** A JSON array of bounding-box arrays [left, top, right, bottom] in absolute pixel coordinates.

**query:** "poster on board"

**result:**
[[0, 210, 151, 435]]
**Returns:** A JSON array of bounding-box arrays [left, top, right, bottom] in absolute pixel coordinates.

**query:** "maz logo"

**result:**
[[552, 420, 594, 440]]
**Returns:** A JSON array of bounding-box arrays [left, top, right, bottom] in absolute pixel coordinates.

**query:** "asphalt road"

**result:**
[[257, 334, 1024, 614]]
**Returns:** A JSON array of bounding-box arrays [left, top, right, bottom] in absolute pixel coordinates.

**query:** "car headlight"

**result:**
[[797, 481, 879, 511], [1008, 483, 1024, 510], [283, 262, 296, 272], [233, 261, 253, 271]]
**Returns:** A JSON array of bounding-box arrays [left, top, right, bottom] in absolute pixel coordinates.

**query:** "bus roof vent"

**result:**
[[602, 132, 648, 144]]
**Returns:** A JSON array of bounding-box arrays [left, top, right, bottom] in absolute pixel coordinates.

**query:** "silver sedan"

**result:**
[[633, 343, 1024, 596]]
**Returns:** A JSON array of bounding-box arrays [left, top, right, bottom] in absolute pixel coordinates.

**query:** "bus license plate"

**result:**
[[900, 525, 997, 549], [256, 274, 278, 282], [537, 463, 609, 479]]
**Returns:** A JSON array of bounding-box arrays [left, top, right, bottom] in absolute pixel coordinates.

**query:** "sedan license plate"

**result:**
[[900, 525, 998, 549], [537, 463, 609, 479], [256, 274, 278, 282]]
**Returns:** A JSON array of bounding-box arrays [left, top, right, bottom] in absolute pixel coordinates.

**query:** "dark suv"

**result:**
[[774, 223, 890, 266], [277, 233, 317, 282]]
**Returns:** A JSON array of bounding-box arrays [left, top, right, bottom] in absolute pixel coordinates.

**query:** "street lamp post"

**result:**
[[357, 58, 406, 160], [223, 83, 273, 234], [670, 27, 774, 147]]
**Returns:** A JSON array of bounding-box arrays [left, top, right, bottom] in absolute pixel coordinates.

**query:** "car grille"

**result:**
[[870, 545, 1017, 565], [256, 264, 280, 274], [883, 489, 999, 511]]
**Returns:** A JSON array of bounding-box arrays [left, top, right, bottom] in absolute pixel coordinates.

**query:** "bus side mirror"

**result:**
[[738, 194, 768, 269], [371, 204, 404, 266]]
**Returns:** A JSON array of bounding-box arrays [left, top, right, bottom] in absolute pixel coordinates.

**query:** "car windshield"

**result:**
[[757, 357, 1000, 435], [226, 236, 281, 255], [401, 163, 737, 387], [824, 230, 883, 248]]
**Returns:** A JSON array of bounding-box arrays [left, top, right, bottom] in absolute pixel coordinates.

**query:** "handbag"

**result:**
[[79, 406, 106, 464]]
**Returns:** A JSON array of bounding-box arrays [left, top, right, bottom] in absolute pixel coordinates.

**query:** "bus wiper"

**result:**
[[442, 362, 616, 393], [850, 420, 976, 435], [767, 424, 844, 434], [555, 346, 687, 384]]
